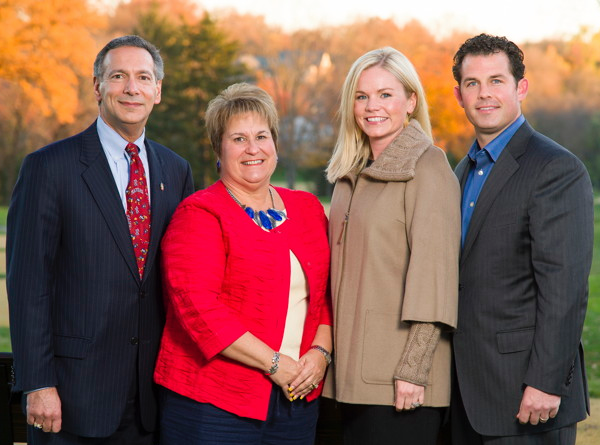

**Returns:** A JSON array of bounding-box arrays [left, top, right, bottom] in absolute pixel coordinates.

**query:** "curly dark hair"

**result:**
[[452, 34, 525, 84]]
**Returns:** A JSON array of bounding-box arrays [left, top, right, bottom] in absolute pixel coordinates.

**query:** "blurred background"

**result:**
[[1, 0, 600, 441]]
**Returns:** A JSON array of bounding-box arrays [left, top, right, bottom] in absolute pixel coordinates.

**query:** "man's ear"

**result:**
[[453, 85, 464, 108]]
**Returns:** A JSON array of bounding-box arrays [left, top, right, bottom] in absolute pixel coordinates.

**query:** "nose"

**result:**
[[365, 97, 379, 111], [123, 77, 140, 95], [478, 83, 491, 99], [245, 139, 260, 154]]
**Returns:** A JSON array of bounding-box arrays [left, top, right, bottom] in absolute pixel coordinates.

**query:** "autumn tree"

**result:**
[[0, 0, 105, 203]]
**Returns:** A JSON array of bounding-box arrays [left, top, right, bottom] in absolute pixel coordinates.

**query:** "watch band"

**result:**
[[310, 345, 332, 365]]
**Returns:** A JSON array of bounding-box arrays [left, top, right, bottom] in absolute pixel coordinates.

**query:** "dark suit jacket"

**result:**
[[6, 122, 194, 437], [453, 121, 593, 436]]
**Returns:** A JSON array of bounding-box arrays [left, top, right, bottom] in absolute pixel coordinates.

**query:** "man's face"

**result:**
[[453, 52, 528, 147], [94, 46, 162, 141]]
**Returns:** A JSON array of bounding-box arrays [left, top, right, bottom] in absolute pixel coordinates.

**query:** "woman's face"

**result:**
[[219, 112, 277, 191], [353, 66, 416, 150]]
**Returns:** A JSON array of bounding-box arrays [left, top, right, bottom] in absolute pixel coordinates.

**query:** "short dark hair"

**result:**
[[93, 35, 164, 81], [452, 34, 525, 84]]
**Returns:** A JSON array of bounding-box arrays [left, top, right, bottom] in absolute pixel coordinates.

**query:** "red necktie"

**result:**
[[125, 143, 151, 279]]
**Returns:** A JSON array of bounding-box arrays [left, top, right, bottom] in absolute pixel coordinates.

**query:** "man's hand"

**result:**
[[516, 385, 560, 425], [26, 387, 62, 433]]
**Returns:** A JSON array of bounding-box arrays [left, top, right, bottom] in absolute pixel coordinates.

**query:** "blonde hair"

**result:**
[[205, 83, 279, 156], [326, 47, 432, 183]]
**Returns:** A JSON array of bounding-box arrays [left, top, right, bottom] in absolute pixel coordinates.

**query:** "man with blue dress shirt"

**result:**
[[450, 34, 593, 445], [7, 35, 194, 444]]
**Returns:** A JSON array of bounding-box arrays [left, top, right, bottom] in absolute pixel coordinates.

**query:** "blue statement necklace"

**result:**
[[226, 186, 287, 231]]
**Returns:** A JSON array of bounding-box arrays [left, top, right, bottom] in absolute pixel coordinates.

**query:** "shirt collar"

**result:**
[[96, 115, 146, 161], [467, 114, 525, 162]]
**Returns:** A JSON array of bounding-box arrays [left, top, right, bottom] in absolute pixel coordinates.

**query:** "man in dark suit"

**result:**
[[6, 35, 194, 444], [450, 34, 593, 445]]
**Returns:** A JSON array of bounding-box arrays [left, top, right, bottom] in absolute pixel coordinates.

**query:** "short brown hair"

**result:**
[[452, 34, 525, 84], [205, 83, 279, 156]]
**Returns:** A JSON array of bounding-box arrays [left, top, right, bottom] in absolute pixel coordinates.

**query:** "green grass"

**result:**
[[0, 327, 10, 352], [583, 204, 600, 396], [0, 205, 7, 228]]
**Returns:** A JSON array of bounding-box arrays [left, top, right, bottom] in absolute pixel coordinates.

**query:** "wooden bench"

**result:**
[[0, 352, 27, 445]]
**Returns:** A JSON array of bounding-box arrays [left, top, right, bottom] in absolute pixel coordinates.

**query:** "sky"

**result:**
[[194, 0, 600, 43]]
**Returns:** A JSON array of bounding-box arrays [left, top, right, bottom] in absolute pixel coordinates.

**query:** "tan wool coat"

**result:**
[[323, 121, 461, 407]]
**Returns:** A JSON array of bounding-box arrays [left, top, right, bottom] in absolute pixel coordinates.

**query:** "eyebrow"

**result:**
[[463, 73, 507, 83], [106, 69, 154, 77], [229, 129, 269, 137], [355, 87, 394, 94]]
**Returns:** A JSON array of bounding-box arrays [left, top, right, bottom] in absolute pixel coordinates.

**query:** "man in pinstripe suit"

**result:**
[[450, 34, 593, 445], [6, 35, 194, 444]]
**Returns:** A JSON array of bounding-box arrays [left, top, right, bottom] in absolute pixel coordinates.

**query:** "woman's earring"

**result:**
[[216, 159, 221, 170]]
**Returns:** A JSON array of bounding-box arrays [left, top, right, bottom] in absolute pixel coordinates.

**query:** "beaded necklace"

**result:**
[[226, 186, 287, 231]]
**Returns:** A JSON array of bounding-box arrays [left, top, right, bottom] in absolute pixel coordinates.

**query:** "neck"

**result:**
[[222, 180, 273, 210], [100, 114, 145, 142], [369, 130, 403, 160]]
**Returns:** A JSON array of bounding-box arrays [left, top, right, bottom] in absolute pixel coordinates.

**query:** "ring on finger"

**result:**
[[540, 417, 549, 423], [410, 402, 422, 409], [33, 423, 43, 429], [310, 382, 318, 390]]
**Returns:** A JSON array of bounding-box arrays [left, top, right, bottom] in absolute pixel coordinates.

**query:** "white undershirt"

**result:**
[[279, 251, 309, 360]]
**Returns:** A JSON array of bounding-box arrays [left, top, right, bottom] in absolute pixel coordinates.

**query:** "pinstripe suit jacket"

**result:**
[[6, 121, 194, 437], [453, 121, 593, 437]]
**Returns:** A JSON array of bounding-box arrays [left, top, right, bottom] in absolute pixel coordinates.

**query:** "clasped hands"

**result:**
[[269, 349, 328, 401]]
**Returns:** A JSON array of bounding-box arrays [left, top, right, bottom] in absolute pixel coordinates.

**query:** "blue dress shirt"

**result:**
[[97, 116, 150, 211], [461, 115, 525, 246]]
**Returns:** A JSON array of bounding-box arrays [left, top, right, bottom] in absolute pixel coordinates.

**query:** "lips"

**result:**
[[120, 101, 143, 107], [476, 104, 498, 111], [241, 160, 263, 165]]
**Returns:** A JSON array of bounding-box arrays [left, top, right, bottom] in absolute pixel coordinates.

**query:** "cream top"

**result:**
[[279, 251, 309, 359]]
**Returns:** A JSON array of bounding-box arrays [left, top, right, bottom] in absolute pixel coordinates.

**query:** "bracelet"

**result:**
[[265, 351, 280, 375], [310, 345, 332, 365]]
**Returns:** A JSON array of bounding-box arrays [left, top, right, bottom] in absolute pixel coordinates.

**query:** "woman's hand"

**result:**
[[394, 379, 425, 411], [268, 353, 302, 399], [288, 349, 328, 400]]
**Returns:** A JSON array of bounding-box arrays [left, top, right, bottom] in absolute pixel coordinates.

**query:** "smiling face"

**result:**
[[353, 65, 416, 158], [454, 52, 528, 147], [219, 112, 277, 193], [94, 46, 162, 141]]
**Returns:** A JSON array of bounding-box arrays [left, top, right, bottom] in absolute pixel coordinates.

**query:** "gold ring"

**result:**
[[540, 417, 549, 423], [33, 423, 43, 429], [311, 382, 318, 390]]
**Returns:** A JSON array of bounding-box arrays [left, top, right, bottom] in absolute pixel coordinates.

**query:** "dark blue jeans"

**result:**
[[159, 386, 319, 445]]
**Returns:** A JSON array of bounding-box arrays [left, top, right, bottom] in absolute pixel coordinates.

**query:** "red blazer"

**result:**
[[154, 180, 332, 420]]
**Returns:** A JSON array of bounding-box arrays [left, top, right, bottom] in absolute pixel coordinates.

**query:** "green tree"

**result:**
[[134, 7, 249, 189]]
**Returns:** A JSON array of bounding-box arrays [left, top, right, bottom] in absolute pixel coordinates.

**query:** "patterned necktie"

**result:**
[[125, 143, 151, 279]]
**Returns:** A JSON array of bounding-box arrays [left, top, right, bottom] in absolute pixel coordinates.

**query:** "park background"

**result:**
[[1, 0, 600, 442]]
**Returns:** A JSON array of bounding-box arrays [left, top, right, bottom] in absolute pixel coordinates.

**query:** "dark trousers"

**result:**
[[339, 402, 446, 445], [159, 386, 320, 445]]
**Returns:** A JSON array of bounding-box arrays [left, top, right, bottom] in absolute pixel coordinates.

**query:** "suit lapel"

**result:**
[[460, 122, 533, 264], [80, 122, 140, 281], [455, 157, 471, 192], [143, 140, 168, 282]]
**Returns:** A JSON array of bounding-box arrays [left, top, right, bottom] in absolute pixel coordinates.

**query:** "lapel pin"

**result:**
[[160, 182, 165, 191]]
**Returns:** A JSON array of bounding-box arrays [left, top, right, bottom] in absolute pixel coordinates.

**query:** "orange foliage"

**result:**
[[0, 0, 105, 124]]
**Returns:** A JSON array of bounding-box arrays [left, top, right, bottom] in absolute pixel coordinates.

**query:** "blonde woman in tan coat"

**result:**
[[323, 47, 461, 444]]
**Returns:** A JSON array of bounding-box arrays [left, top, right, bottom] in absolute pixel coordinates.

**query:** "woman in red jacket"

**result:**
[[154, 83, 332, 445]]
